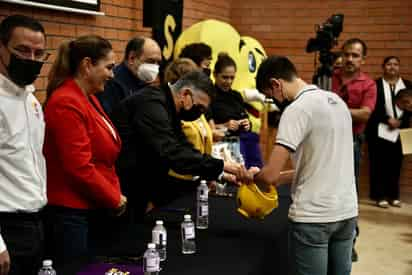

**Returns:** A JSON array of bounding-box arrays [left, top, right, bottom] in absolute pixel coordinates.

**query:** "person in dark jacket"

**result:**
[[366, 56, 412, 208], [111, 70, 244, 221], [97, 37, 162, 116]]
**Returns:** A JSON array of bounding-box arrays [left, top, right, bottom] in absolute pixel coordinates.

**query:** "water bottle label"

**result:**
[[184, 226, 195, 239], [145, 257, 159, 272], [201, 204, 208, 216]]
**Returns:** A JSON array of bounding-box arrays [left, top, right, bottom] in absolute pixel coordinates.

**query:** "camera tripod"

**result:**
[[312, 51, 334, 91]]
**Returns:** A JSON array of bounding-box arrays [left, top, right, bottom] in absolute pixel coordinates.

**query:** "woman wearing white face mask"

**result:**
[[96, 37, 162, 116]]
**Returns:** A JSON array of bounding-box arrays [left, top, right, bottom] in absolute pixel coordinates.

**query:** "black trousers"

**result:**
[[368, 137, 403, 201], [0, 212, 44, 275], [118, 166, 199, 223]]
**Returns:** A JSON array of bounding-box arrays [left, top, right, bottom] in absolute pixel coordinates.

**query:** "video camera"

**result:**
[[306, 14, 344, 53], [306, 14, 344, 90]]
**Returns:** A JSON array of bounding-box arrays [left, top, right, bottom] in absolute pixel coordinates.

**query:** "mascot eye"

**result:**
[[248, 51, 256, 73]]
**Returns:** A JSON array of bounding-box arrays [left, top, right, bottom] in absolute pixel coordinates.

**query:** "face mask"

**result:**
[[203, 68, 211, 77], [267, 87, 291, 112], [180, 104, 203, 121], [137, 63, 159, 82], [268, 96, 291, 112], [7, 53, 44, 87]]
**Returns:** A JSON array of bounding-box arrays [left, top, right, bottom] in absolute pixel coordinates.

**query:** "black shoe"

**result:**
[[352, 248, 358, 262]]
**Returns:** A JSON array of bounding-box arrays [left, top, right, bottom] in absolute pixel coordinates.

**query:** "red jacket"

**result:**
[[44, 79, 122, 209]]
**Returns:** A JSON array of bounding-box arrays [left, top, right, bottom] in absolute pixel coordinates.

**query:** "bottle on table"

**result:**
[[152, 220, 167, 261], [196, 180, 209, 229], [38, 259, 56, 275], [181, 214, 196, 254], [143, 243, 160, 275]]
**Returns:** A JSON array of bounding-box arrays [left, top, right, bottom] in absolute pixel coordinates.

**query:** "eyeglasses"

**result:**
[[9, 46, 50, 62]]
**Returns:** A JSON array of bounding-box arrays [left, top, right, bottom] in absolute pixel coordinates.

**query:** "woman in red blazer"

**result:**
[[43, 35, 126, 265]]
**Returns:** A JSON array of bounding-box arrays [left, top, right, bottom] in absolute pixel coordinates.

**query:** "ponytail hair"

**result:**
[[46, 40, 71, 99], [46, 35, 112, 100], [214, 52, 236, 74]]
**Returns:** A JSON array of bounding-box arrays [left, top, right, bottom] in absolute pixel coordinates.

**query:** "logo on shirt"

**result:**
[[32, 101, 41, 119], [328, 97, 337, 105]]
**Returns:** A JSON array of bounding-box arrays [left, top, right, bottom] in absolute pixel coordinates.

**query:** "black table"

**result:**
[[59, 185, 291, 275]]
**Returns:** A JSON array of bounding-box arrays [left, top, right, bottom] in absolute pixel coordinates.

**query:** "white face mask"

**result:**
[[137, 63, 159, 82]]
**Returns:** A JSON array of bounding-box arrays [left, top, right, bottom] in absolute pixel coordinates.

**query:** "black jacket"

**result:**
[[366, 78, 412, 141], [97, 62, 147, 116], [111, 85, 223, 207]]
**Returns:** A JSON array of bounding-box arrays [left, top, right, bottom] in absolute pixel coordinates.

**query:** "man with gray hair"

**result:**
[[111, 70, 244, 220]]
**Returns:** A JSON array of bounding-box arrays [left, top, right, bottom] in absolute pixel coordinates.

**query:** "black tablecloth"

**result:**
[[59, 185, 291, 275]]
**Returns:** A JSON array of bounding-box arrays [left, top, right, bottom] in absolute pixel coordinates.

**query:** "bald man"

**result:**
[[97, 37, 162, 116]]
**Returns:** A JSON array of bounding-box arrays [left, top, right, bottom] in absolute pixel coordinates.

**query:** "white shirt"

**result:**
[[0, 74, 47, 252], [276, 85, 358, 223], [382, 78, 405, 119]]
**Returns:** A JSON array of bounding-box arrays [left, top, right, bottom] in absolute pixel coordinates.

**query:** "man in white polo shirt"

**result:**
[[244, 56, 358, 275], [0, 15, 48, 275]]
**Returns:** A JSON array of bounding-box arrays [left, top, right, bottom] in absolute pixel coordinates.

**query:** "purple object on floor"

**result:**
[[77, 263, 143, 275]]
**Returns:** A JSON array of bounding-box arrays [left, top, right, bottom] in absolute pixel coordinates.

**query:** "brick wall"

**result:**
[[231, 0, 412, 83], [0, 0, 231, 102], [1, 0, 411, 194], [0, 0, 150, 103], [183, 0, 232, 28], [231, 0, 412, 194]]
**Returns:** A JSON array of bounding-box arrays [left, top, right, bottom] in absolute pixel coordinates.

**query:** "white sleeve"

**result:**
[[0, 115, 7, 253], [276, 106, 311, 152], [0, 233, 6, 253]]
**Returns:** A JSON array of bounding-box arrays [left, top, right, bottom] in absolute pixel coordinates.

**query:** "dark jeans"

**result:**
[[353, 134, 363, 194], [43, 206, 90, 268], [351, 134, 363, 252], [289, 218, 356, 275], [0, 212, 44, 275]]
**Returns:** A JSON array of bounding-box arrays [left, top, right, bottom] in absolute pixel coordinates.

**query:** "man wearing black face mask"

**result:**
[[0, 15, 48, 275], [111, 71, 245, 221]]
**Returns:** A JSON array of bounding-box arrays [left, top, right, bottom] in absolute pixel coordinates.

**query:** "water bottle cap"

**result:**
[[42, 259, 52, 267], [148, 243, 156, 249], [155, 220, 163, 225], [200, 180, 207, 184], [184, 214, 191, 220]]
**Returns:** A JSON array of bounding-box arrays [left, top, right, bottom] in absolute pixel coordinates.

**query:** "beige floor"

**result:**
[[351, 197, 412, 275]]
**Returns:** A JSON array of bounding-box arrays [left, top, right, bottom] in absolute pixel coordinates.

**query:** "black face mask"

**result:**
[[203, 68, 211, 77], [7, 53, 44, 87], [268, 96, 291, 112], [180, 104, 203, 122]]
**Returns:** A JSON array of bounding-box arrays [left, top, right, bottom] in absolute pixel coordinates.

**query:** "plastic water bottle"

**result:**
[[181, 214, 196, 254], [196, 180, 209, 229], [152, 220, 167, 261], [38, 260, 56, 275], [143, 243, 160, 275]]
